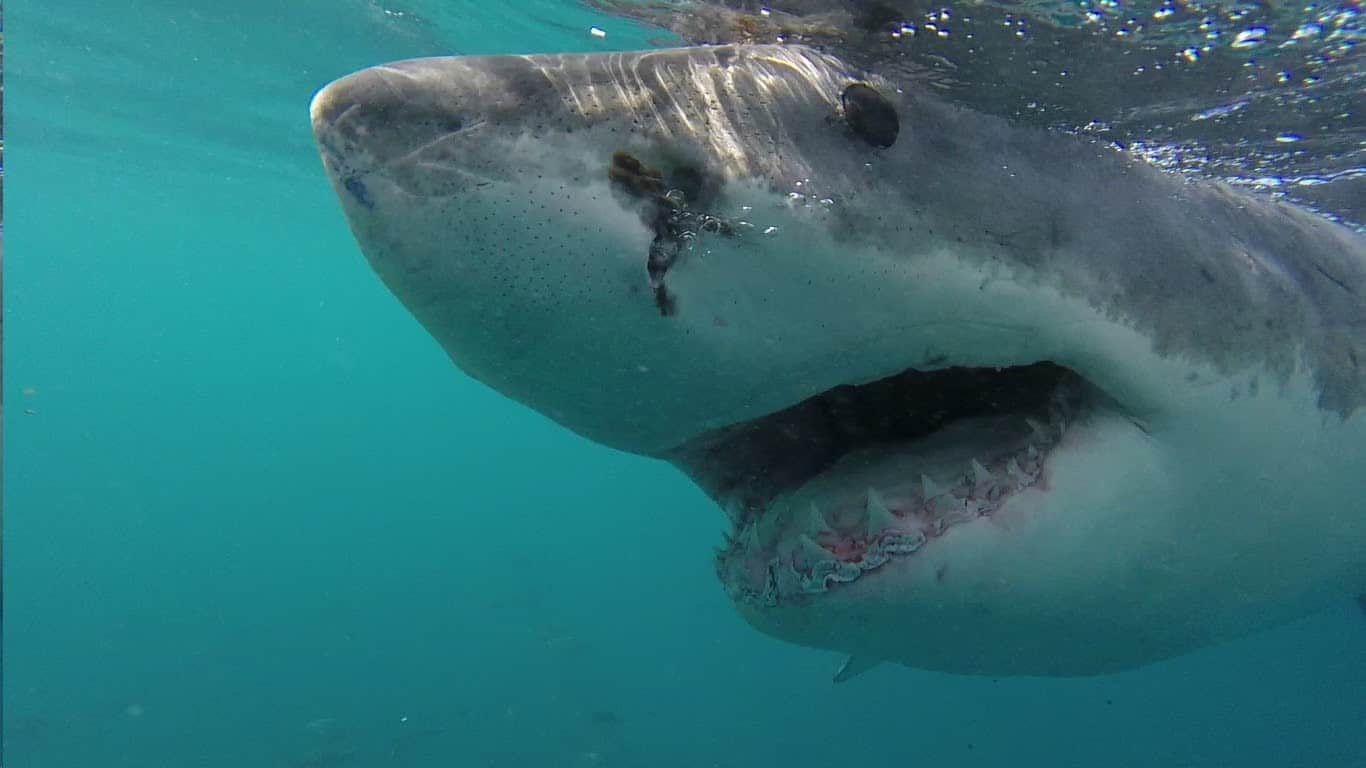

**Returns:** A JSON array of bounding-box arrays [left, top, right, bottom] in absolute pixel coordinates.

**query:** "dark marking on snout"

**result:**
[[647, 220, 682, 316], [1314, 263, 1354, 294], [608, 151, 666, 198], [610, 152, 679, 315], [842, 83, 899, 148], [669, 164, 707, 206], [608, 151, 737, 317], [342, 174, 374, 210]]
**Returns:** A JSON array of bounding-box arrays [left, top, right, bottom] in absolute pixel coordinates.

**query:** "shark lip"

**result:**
[[669, 361, 1096, 605]]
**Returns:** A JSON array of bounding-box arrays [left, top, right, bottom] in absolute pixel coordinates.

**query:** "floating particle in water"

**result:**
[[1191, 100, 1248, 121], [1275, 133, 1303, 143], [589, 26, 606, 38], [590, 710, 620, 727]]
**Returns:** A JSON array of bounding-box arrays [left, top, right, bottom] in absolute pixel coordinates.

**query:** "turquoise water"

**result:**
[[7, 2, 1366, 766]]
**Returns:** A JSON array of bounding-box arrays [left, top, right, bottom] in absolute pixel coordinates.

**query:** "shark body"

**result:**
[[310, 44, 1366, 677]]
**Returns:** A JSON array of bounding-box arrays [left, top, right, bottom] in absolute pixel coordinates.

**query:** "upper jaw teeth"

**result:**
[[721, 411, 1067, 554], [723, 497, 745, 525], [805, 502, 834, 537], [921, 474, 942, 497], [864, 488, 898, 534], [969, 458, 993, 484]]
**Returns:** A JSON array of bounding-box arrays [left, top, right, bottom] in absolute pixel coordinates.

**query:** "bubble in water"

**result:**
[[1231, 27, 1268, 48], [1293, 22, 1323, 39]]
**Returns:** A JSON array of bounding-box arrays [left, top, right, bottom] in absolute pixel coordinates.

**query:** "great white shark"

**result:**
[[309, 44, 1366, 678]]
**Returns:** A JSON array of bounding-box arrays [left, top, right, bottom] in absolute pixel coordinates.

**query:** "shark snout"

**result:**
[[310, 65, 475, 184]]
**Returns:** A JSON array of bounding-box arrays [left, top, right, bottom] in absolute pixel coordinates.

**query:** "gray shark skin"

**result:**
[[310, 45, 1366, 677]]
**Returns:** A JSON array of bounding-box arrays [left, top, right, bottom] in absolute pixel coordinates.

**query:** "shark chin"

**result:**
[[309, 44, 1366, 678]]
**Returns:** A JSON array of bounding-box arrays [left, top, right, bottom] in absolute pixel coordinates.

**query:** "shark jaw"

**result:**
[[310, 45, 1366, 677], [701, 363, 1088, 603]]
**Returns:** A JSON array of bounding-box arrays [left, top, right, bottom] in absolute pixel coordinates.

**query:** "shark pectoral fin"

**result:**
[[833, 655, 883, 683]]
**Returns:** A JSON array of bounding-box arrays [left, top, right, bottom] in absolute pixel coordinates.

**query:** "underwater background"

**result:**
[[5, 1, 1366, 766]]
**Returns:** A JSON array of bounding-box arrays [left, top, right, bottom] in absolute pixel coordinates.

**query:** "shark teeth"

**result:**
[[1026, 417, 1049, 441], [933, 493, 962, 514], [723, 497, 744, 525], [794, 533, 831, 566], [1006, 458, 1027, 483], [740, 523, 762, 551], [804, 502, 834, 535], [921, 474, 943, 498], [865, 488, 898, 534], [970, 459, 994, 485]]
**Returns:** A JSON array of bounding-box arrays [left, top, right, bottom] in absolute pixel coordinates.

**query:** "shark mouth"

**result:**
[[669, 362, 1093, 606]]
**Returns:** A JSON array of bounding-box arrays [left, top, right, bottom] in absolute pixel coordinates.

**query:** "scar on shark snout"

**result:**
[[607, 150, 737, 316]]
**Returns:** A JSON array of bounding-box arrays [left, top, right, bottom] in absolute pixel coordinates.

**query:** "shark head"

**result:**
[[311, 45, 1366, 677]]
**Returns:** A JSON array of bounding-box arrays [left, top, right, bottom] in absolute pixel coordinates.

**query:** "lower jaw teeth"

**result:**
[[717, 411, 1068, 605]]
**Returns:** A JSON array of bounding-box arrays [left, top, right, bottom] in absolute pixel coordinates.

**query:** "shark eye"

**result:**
[[841, 83, 899, 148]]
